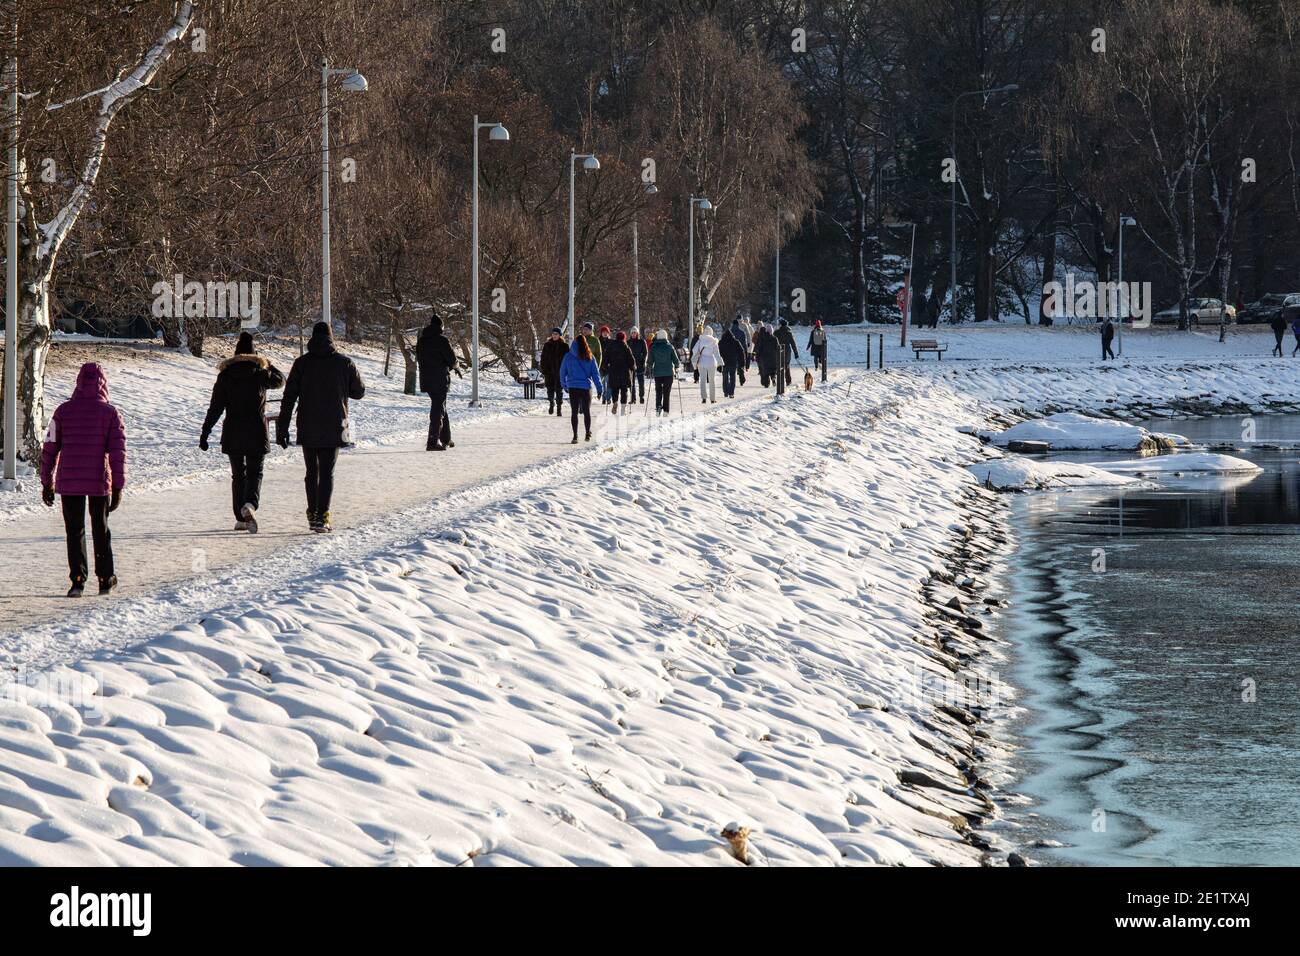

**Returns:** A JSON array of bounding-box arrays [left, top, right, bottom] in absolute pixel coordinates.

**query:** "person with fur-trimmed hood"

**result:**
[[200, 331, 285, 533]]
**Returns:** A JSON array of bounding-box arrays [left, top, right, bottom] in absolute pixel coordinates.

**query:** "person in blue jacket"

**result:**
[[559, 335, 604, 443]]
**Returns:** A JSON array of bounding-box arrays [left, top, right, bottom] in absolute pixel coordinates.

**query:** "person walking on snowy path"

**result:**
[[578, 321, 602, 369], [597, 326, 615, 405], [540, 328, 569, 415], [1272, 312, 1288, 357], [807, 320, 828, 371], [40, 362, 127, 597], [649, 329, 680, 415], [1291, 313, 1300, 357], [416, 312, 461, 451], [200, 331, 285, 533], [754, 323, 781, 388], [692, 326, 723, 403], [627, 327, 648, 404], [560, 335, 604, 442], [729, 316, 751, 383], [775, 318, 799, 385], [689, 322, 704, 383], [719, 321, 745, 398], [603, 330, 636, 413], [1101, 318, 1116, 361], [277, 321, 366, 533]]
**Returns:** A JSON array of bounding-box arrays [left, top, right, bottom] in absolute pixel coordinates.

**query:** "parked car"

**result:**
[[1151, 297, 1231, 326], [1236, 293, 1300, 325]]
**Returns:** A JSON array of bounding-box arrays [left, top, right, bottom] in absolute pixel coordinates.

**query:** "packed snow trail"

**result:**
[[0, 375, 783, 648]]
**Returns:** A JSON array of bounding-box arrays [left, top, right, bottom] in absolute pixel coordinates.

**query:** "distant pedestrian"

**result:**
[[559, 334, 604, 443], [649, 329, 680, 415], [775, 318, 799, 385], [540, 328, 569, 415], [1101, 318, 1116, 361], [579, 321, 602, 369], [605, 330, 636, 413], [1271, 312, 1287, 357], [1292, 313, 1300, 357], [277, 321, 366, 533], [627, 327, 648, 404], [597, 325, 614, 405], [40, 362, 126, 597], [719, 321, 746, 398], [692, 325, 723, 403], [754, 323, 781, 388], [200, 331, 285, 533], [807, 320, 828, 371], [416, 312, 461, 451]]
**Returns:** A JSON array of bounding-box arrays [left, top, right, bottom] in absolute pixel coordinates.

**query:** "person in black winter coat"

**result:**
[[754, 324, 781, 388], [718, 323, 745, 398], [416, 313, 461, 450], [277, 321, 366, 532], [200, 331, 285, 532], [540, 328, 569, 415], [1101, 318, 1116, 361], [597, 326, 614, 404], [774, 318, 799, 385], [1271, 312, 1288, 357], [627, 328, 648, 404], [603, 330, 636, 413]]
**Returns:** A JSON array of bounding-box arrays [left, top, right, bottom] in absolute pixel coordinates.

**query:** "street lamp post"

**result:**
[[1117, 214, 1135, 356], [950, 84, 1017, 323], [470, 116, 510, 406], [632, 182, 657, 330], [566, 150, 600, 336], [4, 41, 17, 483], [774, 209, 784, 328], [320, 59, 367, 333], [687, 196, 712, 344]]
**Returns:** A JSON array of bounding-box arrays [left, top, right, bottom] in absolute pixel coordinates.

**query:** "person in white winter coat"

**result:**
[[692, 327, 724, 403]]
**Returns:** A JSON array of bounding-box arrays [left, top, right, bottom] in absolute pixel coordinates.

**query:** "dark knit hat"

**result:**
[[311, 320, 333, 341], [616, 330, 626, 341], [551, 327, 563, 335], [235, 331, 255, 355], [429, 311, 444, 332]]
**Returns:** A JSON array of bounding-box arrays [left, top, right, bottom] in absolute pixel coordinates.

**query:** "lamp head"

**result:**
[[339, 71, 368, 93], [583, 155, 601, 171], [489, 124, 510, 141], [697, 198, 713, 211], [644, 183, 658, 195]]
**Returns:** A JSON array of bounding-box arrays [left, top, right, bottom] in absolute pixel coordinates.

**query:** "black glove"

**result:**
[[199, 435, 209, 451], [276, 430, 290, 449], [454, 365, 464, 379], [42, 485, 55, 507], [109, 488, 122, 513]]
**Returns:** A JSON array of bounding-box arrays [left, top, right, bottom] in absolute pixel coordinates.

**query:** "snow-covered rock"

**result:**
[[968, 457, 1142, 491], [990, 412, 1188, 452], [1085, 452, 1262, 476]]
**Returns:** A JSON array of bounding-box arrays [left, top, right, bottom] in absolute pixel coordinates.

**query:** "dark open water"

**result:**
[[1000, 415, 1300, 866]]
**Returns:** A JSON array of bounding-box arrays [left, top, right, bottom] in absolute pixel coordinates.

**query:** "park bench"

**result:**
[[911, 338, 947, 360], [516, 370, 541, 399]]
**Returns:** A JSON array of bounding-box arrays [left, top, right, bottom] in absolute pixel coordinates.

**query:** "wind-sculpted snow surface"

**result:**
[[0, 376, 1004, 866]]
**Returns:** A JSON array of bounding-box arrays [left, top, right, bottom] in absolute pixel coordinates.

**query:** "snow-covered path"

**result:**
[[0, 374, 784, 664]]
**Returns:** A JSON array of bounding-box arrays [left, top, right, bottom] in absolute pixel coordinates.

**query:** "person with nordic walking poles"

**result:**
[[416, 311, 461, 451], [200, 331, 285, 533], [627, 327, 648, 404], [40, 362, 127, 597], [692, 325, 723, 404], [649, 329, 680, 415], [540, 327, 569, 415], [560, 334, 604, 442], [277, 321, 366, 533]]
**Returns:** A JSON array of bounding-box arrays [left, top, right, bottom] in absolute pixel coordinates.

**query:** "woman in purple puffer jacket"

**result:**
[[40, 362, 128, 597]]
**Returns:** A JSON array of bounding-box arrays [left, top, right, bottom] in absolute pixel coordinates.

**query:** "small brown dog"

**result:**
[[803, 369, 814, 391]]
